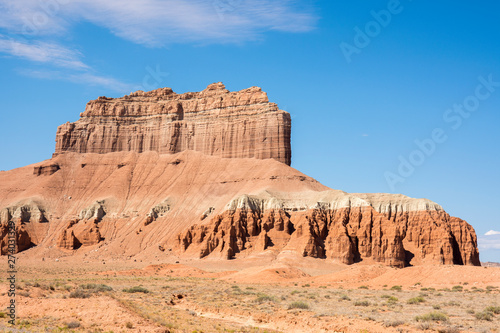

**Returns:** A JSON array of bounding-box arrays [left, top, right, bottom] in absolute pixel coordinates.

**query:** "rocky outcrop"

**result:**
[[0, 83, 482, 266], [0, 220, 33, 255], [0, 201, 50, 253], [57, 218, 103, 250], [177, 192, 480, 267], [54, 83, 291, 165], [33, 163, 60, 176]]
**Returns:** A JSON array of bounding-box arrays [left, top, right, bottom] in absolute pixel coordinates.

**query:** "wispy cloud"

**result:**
[[19, 69, 137, 93], [0, 0, 317, 91], [0, 36, 88, 69], [0, 0, 317, 46], [478, 232, 500, 250]]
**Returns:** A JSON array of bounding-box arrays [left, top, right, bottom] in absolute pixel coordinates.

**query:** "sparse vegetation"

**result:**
[[69, 289, 91, 298], [122, 286, 149, 293], [484, 306, 500, 314], [255, 295, 276, 303], [407, 296, 425, 304], [7, 261, 499, 333], [288, 301, 310, 310], [415, 311, 449, 322], [390, 285, 402, 291], [66, 321, 81, 329], [384, 320, 405, 327], [386, 296, 398, 304], [354, 300, 370, 307], [80, 283, 113, 292], [475, 311, 494, 321]]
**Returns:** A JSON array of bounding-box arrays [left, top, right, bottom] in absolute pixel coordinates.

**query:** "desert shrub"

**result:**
[[291, 290, 300, 295], [384, 320, 405, 327], [69, 289, 91, 298], [255, 295, 276, 303], [417, 322, 431, 330], [484, 306, 500, 314], [452, 285, 463, 292], [125, 322, 134, 329], [407, 296, 425, 304], [446, 301, 460, 307], [433, 304, 442, 310], [339, 294, 351, 301], [486, 285, 497, 291], [80, 283, 113, 292], [302, 284, 310, 288], [387, 296, 398, 304], [0, 312, 6, 318], [288, 301, 310, 309], [358, 285, 369, 289], [415, 311, 448, 322], [475, 311, 493, 321], [123, 286, 149, 293], [390, 285, 402, 291], [66, 321, 80, 329], [354, 300, 370, 307]]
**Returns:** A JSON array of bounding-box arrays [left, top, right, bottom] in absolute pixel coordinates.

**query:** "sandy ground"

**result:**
[[0, 253, 499, 332]]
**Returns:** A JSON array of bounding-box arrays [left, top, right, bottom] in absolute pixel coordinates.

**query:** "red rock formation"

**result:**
[[54, 83, 291, 165], [33, 163, 60, 176], [176, 193, 480, 267], [0, 84, 481, 267], [0, 220, 32, 255], [57, 218, 103, 250]]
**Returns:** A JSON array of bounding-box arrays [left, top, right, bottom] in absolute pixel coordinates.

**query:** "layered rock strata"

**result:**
[[177, 192, 480, 267], [0, 83, 482, 268], [54, 83, 291, 165]]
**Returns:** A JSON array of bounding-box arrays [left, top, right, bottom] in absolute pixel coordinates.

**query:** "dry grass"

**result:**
[[1, 264, 499, 333]]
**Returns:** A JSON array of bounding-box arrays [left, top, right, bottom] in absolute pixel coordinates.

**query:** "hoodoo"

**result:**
[[0, 83, 480, 267]]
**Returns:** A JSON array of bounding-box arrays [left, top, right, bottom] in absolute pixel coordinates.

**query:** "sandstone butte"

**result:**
[[0, 83, 480, 268]]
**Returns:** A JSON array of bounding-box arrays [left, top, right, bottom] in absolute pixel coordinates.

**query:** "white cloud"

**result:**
[[0, 36, 88, 69], [0, 0, 316, 91], [478, 233, 500, 250], [19, 69, 137, 93], [0, 0, 317, 46], [485, 230, 500, 236]]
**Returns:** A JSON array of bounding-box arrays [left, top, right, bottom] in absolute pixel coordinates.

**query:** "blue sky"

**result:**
[[0, 0, 499, 262]]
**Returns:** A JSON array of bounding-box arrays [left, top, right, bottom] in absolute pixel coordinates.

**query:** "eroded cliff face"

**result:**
[[176, 193, 480, 267], [54, 83, 291, 165], [0, 83, 482, 267]]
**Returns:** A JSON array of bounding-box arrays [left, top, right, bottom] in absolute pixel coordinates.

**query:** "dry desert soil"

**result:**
[[1, 252, 499, 333]]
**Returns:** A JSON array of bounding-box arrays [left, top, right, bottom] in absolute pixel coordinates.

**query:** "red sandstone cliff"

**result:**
[[54, 82, 291, 165], [176, 192, 480, 267], [0, 83, 481, 267]]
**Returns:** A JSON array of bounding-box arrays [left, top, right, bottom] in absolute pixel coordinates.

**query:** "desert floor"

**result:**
[[1, 252, 499, 333]]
